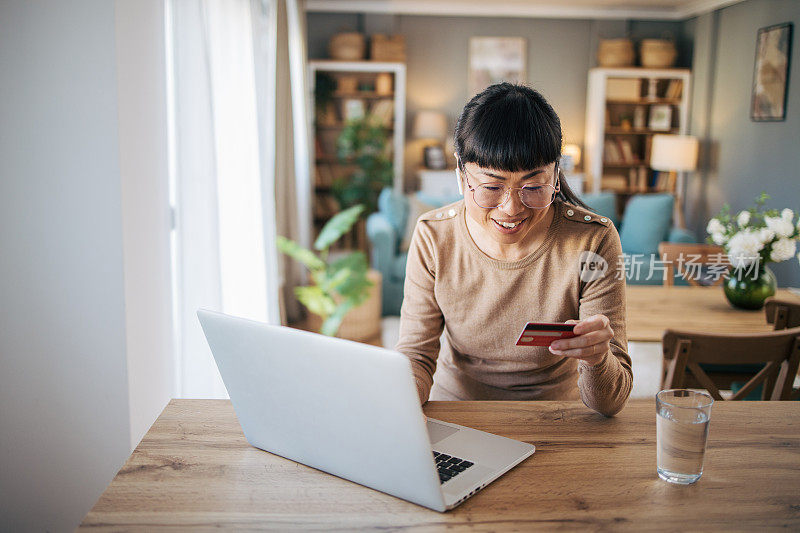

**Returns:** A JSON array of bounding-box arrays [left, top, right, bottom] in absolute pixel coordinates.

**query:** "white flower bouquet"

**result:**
[[706, 193, 800, 270]]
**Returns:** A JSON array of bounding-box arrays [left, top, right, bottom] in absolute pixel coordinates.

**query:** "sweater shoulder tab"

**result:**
[[561, 204, 611, 227], [419, 202, 461, 222]]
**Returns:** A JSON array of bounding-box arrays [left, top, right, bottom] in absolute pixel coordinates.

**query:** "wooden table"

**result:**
[[81, 399, 800, 531], [625, 286, 799, 342]]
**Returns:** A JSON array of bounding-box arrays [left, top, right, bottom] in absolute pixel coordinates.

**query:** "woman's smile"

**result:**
[[491, 215, 528, 234]]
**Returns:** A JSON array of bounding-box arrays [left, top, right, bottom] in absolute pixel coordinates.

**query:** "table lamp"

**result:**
[[650, 134, 699, 229], [413, 110, 448, 169]]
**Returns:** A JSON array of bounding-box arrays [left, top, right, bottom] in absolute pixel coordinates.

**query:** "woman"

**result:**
[[396, 82, 631, 417]]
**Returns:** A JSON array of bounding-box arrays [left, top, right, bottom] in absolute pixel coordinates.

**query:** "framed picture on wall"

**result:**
[[751, 23, 793, 121], [468, 37, 526, 98]]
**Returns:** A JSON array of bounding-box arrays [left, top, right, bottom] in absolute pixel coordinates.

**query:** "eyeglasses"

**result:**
[[459, 161, 560, 210]]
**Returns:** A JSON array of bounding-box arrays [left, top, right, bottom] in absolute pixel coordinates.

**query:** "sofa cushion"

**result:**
[[619, 194, 674, 256], [580, 192, 619, 228], [391, 252, 409, 282]]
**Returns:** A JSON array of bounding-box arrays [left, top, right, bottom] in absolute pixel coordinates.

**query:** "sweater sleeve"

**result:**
[[576, 224, 632, 416], [394, 220, 444, 404]]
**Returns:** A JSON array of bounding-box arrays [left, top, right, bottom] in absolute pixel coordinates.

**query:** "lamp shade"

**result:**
[[650, 134, 699, 171], [562, 143, 582, 167], [413, 110, 447, 140]]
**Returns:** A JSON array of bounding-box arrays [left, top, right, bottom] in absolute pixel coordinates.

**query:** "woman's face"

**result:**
[[460, 160, 559, 247]]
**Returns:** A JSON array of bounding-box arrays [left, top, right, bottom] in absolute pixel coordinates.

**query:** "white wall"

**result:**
[[0, 1, 173, 530], [115, 0, 174, 451]]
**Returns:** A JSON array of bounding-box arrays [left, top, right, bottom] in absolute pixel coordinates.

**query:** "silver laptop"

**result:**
[[197, 309, 535, 512]]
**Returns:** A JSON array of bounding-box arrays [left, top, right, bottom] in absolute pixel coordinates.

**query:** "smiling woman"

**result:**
[[395, 82, 632, 417]]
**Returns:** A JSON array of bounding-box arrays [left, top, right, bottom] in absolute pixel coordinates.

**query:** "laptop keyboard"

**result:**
[[433, 451, 474, 484]]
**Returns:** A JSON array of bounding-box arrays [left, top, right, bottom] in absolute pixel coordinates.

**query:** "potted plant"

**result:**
[[333, 115, 393, 215], [706, 192, 799, 309], [277, 204, 382, 341]]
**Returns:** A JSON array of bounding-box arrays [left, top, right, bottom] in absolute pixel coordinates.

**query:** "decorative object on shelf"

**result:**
[[334, 115, 393, 215], [329, 32, 366, 60], [639, 38, 677, 68], [468, 37, 526, 97], [706, 192, 799, 310], [648, 104, 673, 130], [751, 23, 793, 122], [597, 38, 634, 67], [413, 110, 448, 169], [375, 72, 393, 95], [336, 75, 358, 94], [342, 98, 365, 121], [276, 205, 377, 338], [369, 99, 394, 126], [423, 145, 447, 170], [370, 34, 406, 62], [650, 134, 698, 228]]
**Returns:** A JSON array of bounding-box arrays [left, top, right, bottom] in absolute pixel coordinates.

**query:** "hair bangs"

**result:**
[[456, 83, 562, 172]]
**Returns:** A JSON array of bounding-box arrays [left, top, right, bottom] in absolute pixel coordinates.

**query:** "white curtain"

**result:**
[[169, 0, 284, 398]]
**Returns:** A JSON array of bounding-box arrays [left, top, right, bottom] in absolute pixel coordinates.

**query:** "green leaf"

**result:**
[[320, 299, 356, 337], [294, 286, 335, 318], [276, 236, 325, 272], [318, 267, 353, 294], [314, 204, 366, 251], [329, 251, 368, 276]]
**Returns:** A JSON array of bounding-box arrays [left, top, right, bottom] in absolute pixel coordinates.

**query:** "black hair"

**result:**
[[454, 82, 587, 208]]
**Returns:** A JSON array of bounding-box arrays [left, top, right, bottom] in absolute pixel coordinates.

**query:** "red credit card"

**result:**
[[516, 322, 576, 347]]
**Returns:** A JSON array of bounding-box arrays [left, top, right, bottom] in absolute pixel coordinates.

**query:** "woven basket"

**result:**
[[640, 39, 677, 68], [306, 269, 383, 344], [597, 39, 634, 67], [329, 32, 366, 61], [370, 34, 406, 62]]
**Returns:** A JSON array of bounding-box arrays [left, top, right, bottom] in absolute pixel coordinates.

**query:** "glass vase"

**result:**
[[723, 263, 777, 310]]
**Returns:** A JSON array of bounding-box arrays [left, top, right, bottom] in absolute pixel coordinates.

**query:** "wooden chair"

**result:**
[[765, 297, 800, 330], [661, 326, 800, 401], [657, 242, 728, 287], [765, 297, 800, 400]]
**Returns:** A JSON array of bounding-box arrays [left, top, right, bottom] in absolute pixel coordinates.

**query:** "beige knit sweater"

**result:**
[[395, 199, 632, 417]]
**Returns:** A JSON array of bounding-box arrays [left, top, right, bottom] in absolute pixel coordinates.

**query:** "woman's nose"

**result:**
[[498, 189, 526, 215]]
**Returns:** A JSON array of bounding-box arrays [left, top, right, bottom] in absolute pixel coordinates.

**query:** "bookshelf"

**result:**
[[585, 67, 692, 218], [308, 60, 406, 251]]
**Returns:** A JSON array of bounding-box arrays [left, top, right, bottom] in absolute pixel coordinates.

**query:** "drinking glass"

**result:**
[[656, 389, 714, 484]]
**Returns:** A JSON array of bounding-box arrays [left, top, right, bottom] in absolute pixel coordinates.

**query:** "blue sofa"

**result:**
[[367, 188, 696, 315], [580, 192, 695, 285]]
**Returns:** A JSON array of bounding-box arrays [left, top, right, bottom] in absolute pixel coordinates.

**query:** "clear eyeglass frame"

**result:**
[[457, 158, 561, 210]]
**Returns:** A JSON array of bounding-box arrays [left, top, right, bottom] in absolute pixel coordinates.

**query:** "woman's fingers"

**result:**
[[550, 329, 609, 351], [572, 314, 610, 335]]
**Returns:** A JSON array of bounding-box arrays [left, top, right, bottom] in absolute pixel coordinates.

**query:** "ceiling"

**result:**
[[305, 0, 746, 20]]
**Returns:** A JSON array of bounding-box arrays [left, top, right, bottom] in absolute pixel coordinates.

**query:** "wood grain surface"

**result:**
[[80, 399, 800, 531], [626, 286, 800, 342]]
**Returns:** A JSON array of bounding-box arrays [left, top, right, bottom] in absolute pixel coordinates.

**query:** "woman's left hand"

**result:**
[[548, 314, 613, 366]]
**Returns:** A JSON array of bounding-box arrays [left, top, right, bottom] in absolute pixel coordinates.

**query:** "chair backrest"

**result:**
[[765, 298, 800, 400], [658, 242, 728, 287], [765, 298, 800, 330], [580, 192, 619, 227], [661, 326, 800, 401], [377, 188, 409, 248], [619, 194, 674, 256]]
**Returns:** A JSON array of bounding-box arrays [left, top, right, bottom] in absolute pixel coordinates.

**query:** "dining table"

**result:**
[[80, 399, 800, 531], [625, 286, 800, 342]]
